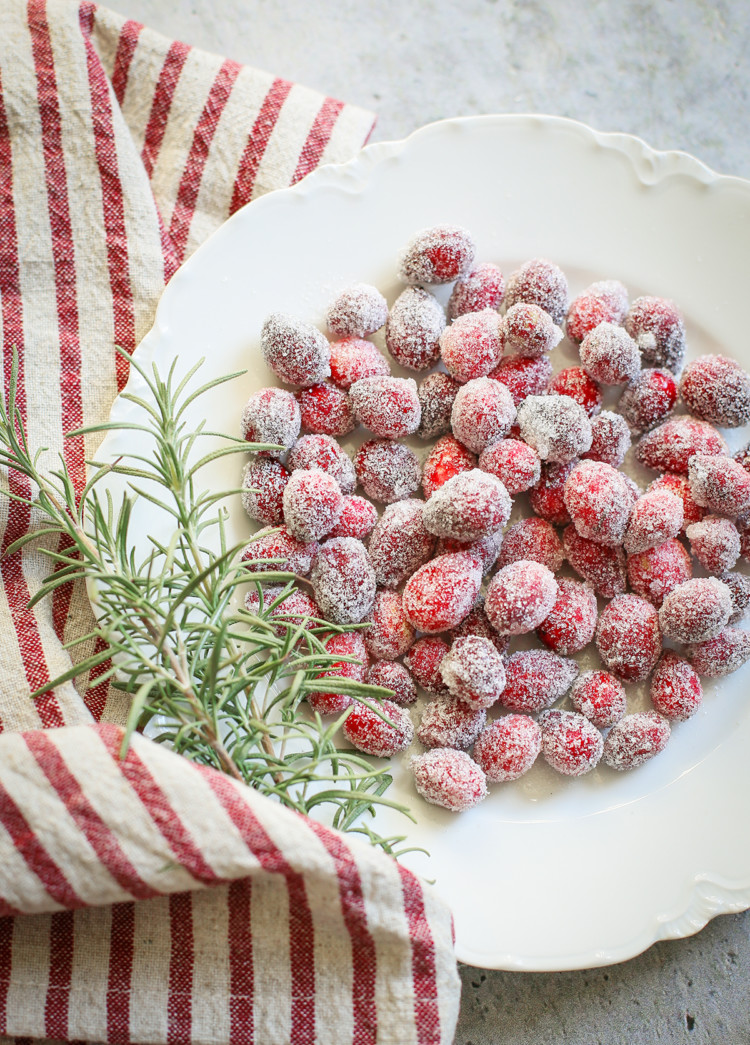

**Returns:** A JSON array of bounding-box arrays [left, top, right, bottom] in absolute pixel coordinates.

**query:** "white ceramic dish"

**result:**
[[95, 115, 750, 971]]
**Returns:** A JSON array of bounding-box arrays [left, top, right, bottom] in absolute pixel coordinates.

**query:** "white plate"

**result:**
[[97, 115, 750, 971]]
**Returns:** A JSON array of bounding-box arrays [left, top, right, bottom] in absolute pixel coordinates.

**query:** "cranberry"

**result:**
[[241, 386, 300, 455], [498, 517, 564, 573], [451, 377, 516, 453], [570, 671, 626, 728], [626, 538, 692, 607], [602, 712, 670, 770], [417, 696, 487, 750], [581, 411, 631, 468], [439, 636, 507, 709], [416, 372, 461, 439], [502, 302, 563, 358], [404, 636, 450, 695], [282, 469, 343, 542], [686, 627, 750, 677], [329, 337, 390, 389], [241, 456, 289, 525], [295, 383, 355, 437], [309, 632, 368, 715], [685, 516, 741, 574], [448, 262, 505, 319], [529, 460, 577, 525], [241, 525, 318, 576], [565, 280, 628, 343], [563, 460, 636, 546], [618, 368, 677, 434], [328, 495, 378, 539], [354, 439, 421, 503], [288, 433, 356, 494], [363, 589, 416, 661], [423, 469, 511, 542], [563, 525, 627, 598], [579, 322, 641, 385], [537, 578, 598, 655], [504, 258, 569, 325], [658, 577, 732, 644], [478, 438, 541, 494], [440, 309, 503, 383], [366, 661, 417, 706], [624, 296, 686, 373], [485, 560, 559, 635], [650, 652, 703, 721], [349, 375, 421, 439], [539, 709, 603, 777], [399, 224, 476, 285], [473, 715, 542, 782], [687, 454, 750, 518], [368, 499, 436, 588], [403, 552, 483, 633], [410, 748, 488, 812], [260, 313, 331, 387], [547, 367, 602, 417], [647, 473, 704, 529], [636, 416, 728, 474], [622, 489, 684, 555], [310, 537, 376, 624], [326, 283, 388, 339], [422, 435, 477, 499], [385, 286, 445, 371], [680, 354, 750, 428], [501, 650, 579, 712], [489, 353, 552, 405], [595, 594, 661, 682], [343, 699, 414, 757]]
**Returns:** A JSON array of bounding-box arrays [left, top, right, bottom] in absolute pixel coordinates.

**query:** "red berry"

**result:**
[[537, 578, 598, 655], [417, 696, 487, 750], [595, 594, 661, 682], [241, 456, 289, 525], [505, 258, 569, 325], [423, 469, 511, 542], [326, 283, 388, 339], [473, 715, 542, 782], [368, 499, 436, 588], [626, 538, 692, 607], [385, 287, 445, 370], [722, 572, 750, 625], [288, 433, 356, 494], [679, 354, 750, 428], [563, 460, 636, 546], [650, 652, 703, 721], [489, 353, 552, 405], [440, 309, 503, 383], [685, 516, 741, 574], [410, 748, 488, 812], [399, 224, 476, 285], [450, 599, 510, 655], [581, 411, 631, 468], [403, 552, 483, 634], [260, 313, 331, 387], [622, 489, 684, 555], [647, 473, 704, 529], [570, 671, 626, 728], [451, 377, 516, 453], [687, 454, 750, 518], [295, 383, 355, 437], [436, 530, 504, 576], [565, 280, 628, 343], [529, 460, 577, 525], [422, 435, 477, 499], [448, 262, 505, 319], [404, 636, 450, 695], [502, 302, 562, 358], [563, 525, 627, 598], [363, 589, 416, 661], [686, 627, 750, 677], [478, 438, 541, 494], [498, 517, 564, 573], [343, 698, 414, 757], [486, 560, 558, 635], [366, 661, 417, 706], [658, 577, 732, 643], [310, 538, 376, 624], [350, 375, 421, 439], [439, 636, 507, 709], [539, 709, 603, 777], [241, 386, 301, 454], [310, 632, 368, 715], [501, 650, 579, 712], [517, 394, 593, 463], [618, 368, 677, 434], [416, 372, 460, 439], [624, 296, 686, 373], [282, 469, 343, 541], [241, 525, 318, 576], [328, 495, 378, 539], [636, 416, 727, 474], [602, 712, 670, 770], [329, 337, 390, 389], [547, 367, 602, 417], [354, 439, 421, 503], [579, 322, 641, 385]]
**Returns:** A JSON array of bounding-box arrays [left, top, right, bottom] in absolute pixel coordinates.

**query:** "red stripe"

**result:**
[[167, 893, 193, 1045], [227, 879, 253, 1045], [204, 772, 316, 1044], [0, 917, 13, 1034], [24, 731, 160, 900], [398, 864, 441, 1045], [0, 54, 59, 725], [292, 96, 345, 184], [141, 40, 190, 179], [83, 634, 112, 722], [107, 902, 135, 1045], [110, 18, 143, 106], [229, 77, 293, 213], [0, 775, 83, 909], [307, 822, 377, 1044], [169, 59, 241, 263], [44, 909, 75, 1039]]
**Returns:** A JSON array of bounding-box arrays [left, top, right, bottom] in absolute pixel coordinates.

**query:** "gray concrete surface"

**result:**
[[110, 1, 750, 1040]]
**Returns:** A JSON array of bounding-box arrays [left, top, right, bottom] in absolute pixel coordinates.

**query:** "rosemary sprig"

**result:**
[[0, 349, 414, 855]]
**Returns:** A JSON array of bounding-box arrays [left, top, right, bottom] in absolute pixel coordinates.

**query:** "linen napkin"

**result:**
[[0, 3, 461, 1042]]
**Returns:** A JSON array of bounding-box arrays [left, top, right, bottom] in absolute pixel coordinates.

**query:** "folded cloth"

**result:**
[[0, 4, 461, 1043]]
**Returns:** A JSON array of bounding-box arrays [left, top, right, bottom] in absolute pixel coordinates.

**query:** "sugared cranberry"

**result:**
[[404, 636, 450, 695], [602, 712, 671, 770], [658, 577, 732, 644], [439, 636, 507, 710], [422, 435, 477, 499], [478, 438, 541, 494], [547, 367, 602, 417], [595, 594, 661, 682], [498, 517, 564, 573], [722, 572, 750, 625], [529, 460, 577, 525], [309, 632, 368, 715], [349, 375, 421, 439], [686, 627, 750, 677], [326, 283, 388, 339], [450, 598, 510, 655], [473, 715, 541, 782], [565, 280, 628, 343], [680, 354, 750, 428], [366, 661, 417, 706], [581, 411, 631, 468], [650, 652, 703, 721], [517, 394, 593, 463], [288, 433, 356, 494], [260, 313, 331, 387], [537, 578, 598, 655], [539, 709, 603, 777], [501, 650, 579, 712], [328, 495, 378, 539], [363, 589, 416, 661], [328, 337, 390, 389], [310, 538, 376, 624], [354, 439, 421, 503], [440, 309, 503, 383], [505, 258, 569, 325], [343, 698, 414, 757], [451, 377, 516, 453], [416, 372, 461, 439], [579, 322, 641, 385], [618, 369, 677, 434], [489, 353, 553, 405], [563, 460, 636, 546], [687, 454, 750, 518], [685, 516, 741, 574], [241, 526, 318, 576], [423, 469, 511, 542], [410, 748, 488, 812], [448, 262, 505, 319], [636, 416, 727, 474], [622, 489, 684, 555], [241, 456, 289, 525], [563, 525, 627, 598], [385, 286, 445, 371], [399, 224, 476, 285], [436, 531, 504, 575], [647, 473, 704, 529], [403, 552, 483, 633], [282, 469, 343, 542], [368, 500, 436, 588], [241, 386, 301, 455], [624, 296, 686, 373], [626, 538, 692, 607], [295, 383, 355, 437], [486, 560, 558, 636], [570, 671, 626, 728], [417, 696, 487, 750], [502, 302, 563, 358]]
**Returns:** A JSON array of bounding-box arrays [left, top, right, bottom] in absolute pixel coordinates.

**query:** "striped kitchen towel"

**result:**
[[0, 3, 461, 1043]]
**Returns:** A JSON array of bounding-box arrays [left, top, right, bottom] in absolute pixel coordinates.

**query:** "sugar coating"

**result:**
[[529, 460, 577, 525], [566, 280, 628, 343], [439, 309, 503, 383], [241, 525, 318, 576], [647, 473, 704, 529], [404, 636, 450, 695], [448, 262, 505, 319], [505, 258, 569, 325], [517, 394, 592, 463], [500, 650, 579, 713], [618, 368, 677, 435], [282, 469, 343, 542], [329, 337, 391, 389], [722, 571, 750, 625], [416, 372, 461, 439], [537, 577, 598, 655], [260, 313, 331, 387], [502, 302, 563, 358], [547, 367, 602, 417], [244, 583, 284, 616], [385, 286, 446, 371], [624, 296, 686, 373], [650, 652, 703, 721], [485, 560, 559, 636], [538, 709, 603, 777], [242, 456, 289, 525], [398, 224, 476, 285], [579, 322, 641, 385], [687, 454, 750, 518], [422, 468, 511, 542], [498, 517, 564, 573], [363, 589, 416, 661], [422, 435, 477, 499], [417, 695, 487, 749], [349, 375, 421, 439], [563, 525, 627, 598], [310, 538, 376, 624], [288, 433, 356, 494], [582, 410, 631, 468], [563, 460, 636, 546], [636, 416, 728, 475], [241, 386, 301, 455], [439, 636, 507, 710], [451, 377, 517, 453], [367, 661, 418, 706], [622, 490, 684, 555], [368, 499, 436, 588], [295, 383, 355, 437], [343, 699, 414, 757], [310, 632, 369, 715], [451, 599, 510, 655], [570, 670, 627, 729], [326, 283, 388, 339], [626, 538, 692, 607], [472, 715, 542, 782], [410, 748, 488, 812], [686, 627, 750, 677], [658, 577, 732, 644], [489, 353, 553, 406], [403, 552, 483, 634], [595, 594, 662, 682], [686, 515, 741, 574], [436, 528, 504, 576], [679, 354, 750, 428], [354, 439, 422, 503], [602, 712, 671, 771], [328, 495, 378, 539], [478, 438, 541, 494]]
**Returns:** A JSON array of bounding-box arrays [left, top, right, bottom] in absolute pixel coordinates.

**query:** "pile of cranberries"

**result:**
[[240, 223, 750, 813]]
